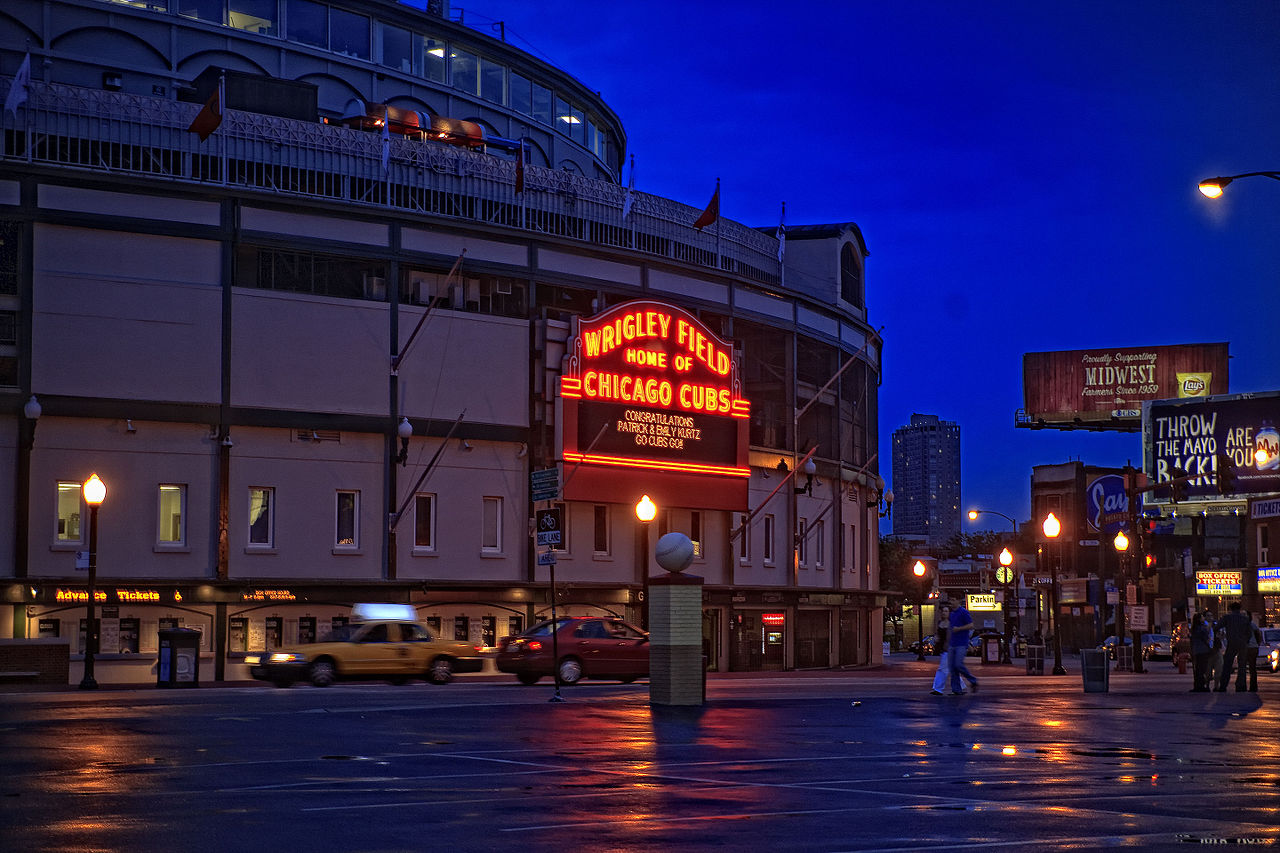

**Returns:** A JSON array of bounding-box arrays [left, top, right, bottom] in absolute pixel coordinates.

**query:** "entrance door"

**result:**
[[701, 608, 721, 672], [796, 610, 830, 669], [839, 609, 861, 666]]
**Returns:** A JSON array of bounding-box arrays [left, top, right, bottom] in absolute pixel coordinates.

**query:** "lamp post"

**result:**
[[80, 473, 106, 690], [1197, 171, 1280, 198], [997, 547, 1015, 662], [1113, 529, 1134, 672], [968, 508, 1019, 652], [912, 560, 928, 661], [1043, 512, 1066, 675], [636, 495, 657, 631]]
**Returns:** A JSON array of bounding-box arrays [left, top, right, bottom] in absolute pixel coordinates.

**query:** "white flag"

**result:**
[[777, 202, 786, 263], [5, 52, 31, 118], [621, 155, 635, 219], [381, 107, 391, 174]]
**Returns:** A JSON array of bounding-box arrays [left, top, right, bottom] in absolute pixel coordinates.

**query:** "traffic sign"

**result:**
[[535, 507, 563, 546], [531, 468, 560, 502], [537, 550, 557, 566]]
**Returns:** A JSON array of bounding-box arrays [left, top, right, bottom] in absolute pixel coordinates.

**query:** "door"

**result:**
[[605, 619, 650, 677]]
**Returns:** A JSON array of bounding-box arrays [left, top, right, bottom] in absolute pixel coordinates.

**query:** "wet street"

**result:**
[[1, 664, 1277, 852]]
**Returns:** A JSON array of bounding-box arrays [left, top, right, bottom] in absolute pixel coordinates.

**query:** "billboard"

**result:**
[[559, 300, 750, 511], [1021, 343, 1229, 429], [1144, 392, 1280, 500]]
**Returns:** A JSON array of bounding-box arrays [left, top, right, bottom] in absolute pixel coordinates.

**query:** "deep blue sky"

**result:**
[[448, 0, 1280, 527]]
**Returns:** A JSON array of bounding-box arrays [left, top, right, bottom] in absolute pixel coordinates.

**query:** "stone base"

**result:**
[[650, 643, 704, 705]]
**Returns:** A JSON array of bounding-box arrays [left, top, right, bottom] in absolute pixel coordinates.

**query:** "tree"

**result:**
[[878, 535, 916, 593]]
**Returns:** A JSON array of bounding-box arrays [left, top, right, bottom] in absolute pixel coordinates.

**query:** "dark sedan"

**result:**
[[496, 617, 649, 685]]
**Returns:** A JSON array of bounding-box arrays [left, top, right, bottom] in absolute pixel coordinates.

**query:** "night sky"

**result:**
[[435, 1, 1280, 527]]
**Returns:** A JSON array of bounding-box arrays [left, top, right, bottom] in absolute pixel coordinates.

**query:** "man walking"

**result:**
[[1216, 601, 1253, 692], [947, 600, 979, 695]]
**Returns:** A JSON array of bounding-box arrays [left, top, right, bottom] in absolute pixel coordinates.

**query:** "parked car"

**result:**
[[1258, 628, 1280, 674], [907, 635, 939, 655], [1099, 635, 1134, 660], [497, 616, 649, 685], [1141, 633, 1173, 661], [246, 603, 485, 688], [1171, 622, 1190, 657]]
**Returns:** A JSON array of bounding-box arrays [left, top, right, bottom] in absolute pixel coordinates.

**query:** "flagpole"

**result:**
[[714, 177, 721, 272], [518, 134, 526, 231], [778, 201, 786, 289], [217, 72, 227, 185]]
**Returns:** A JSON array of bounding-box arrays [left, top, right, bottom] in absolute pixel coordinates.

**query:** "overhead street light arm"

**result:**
[[1197, 171, 1280, 198]]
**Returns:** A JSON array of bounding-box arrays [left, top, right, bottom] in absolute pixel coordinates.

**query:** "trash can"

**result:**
[[982, 635, 1002, 665], [157, 627, 201, 688], [1081, 648, 1109, 693], [1026, 644, 1045, 675]]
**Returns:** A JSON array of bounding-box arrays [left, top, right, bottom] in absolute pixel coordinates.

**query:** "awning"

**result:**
[[340, 99, 429, 136]]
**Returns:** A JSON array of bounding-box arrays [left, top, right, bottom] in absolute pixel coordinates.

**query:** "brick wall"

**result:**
[[0, 639, 71, 684]]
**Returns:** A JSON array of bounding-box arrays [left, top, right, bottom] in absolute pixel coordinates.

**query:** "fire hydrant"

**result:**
[[1176, 652, 1190, 674]]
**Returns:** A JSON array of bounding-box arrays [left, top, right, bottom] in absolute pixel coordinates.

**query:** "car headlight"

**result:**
[[245, 654, 260, 666], [269, 652, 305, 664], [1270, 649, 1278, 664]]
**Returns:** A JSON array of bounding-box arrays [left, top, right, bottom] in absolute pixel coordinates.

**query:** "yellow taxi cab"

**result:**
[[246, 603, 484, 688]]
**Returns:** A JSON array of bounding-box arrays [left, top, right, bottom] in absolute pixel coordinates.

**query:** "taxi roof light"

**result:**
[[352, 602, 417, 621]]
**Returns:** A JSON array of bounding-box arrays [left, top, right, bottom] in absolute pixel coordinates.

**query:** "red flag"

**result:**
[[693, 180, 719, 230], [515, 141, 525, 194], [188, 85, 222, 141]]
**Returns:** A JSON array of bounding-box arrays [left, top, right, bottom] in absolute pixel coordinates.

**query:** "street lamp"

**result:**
[[912, 560, 928, 661], [997, 547, 1015, 662], [970, 509, 1019, 656], [80, 473, 106, 690], [636, 495, 657, 631], [395, 417, 412, 467], [1197, 171, 1280, 198], [1043, 511, 1066, 675]]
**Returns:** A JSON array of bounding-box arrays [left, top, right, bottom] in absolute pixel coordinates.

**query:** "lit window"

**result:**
[[56, 482, 83, 543], [690, 511, 703, 558], [248, 487, 274, 547], [228, 0, 276, 35], [414, 493, 436, 550], [593, 504, 609, 555], [482, 496, 502, 552], [336, 490, 359, 548], [157, 484, 186, 546], [422, 37, 447, 82]]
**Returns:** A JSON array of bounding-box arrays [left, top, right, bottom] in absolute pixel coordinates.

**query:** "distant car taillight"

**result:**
[[527, 640, 543, 651]]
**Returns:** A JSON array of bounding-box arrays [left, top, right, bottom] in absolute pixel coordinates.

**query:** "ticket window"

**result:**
[[507, 615, 523, 639], [264, 616, 283, 650], [454, 616, 469, 642], [426, 615, 442, 636], [481, 616, 496, 647], [229, 617, 248, 652], [330, 616, 349, 636], [119, 618, 140, 654], [38, 618, 60, 639], [298, 616, 317, 645]]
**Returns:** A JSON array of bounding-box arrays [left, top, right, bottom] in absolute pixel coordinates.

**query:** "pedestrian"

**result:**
[[1208, 615, 1224, 686], [1216, 601, 1253, 692], [930, 602, 951, 696], [1189, 612, 1212, 692], [947, 600, 979, 695], [1245, 612, 1262, 692]]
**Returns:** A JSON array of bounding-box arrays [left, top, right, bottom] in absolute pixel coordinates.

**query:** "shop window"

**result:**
[[330, 7, 370, 58], [248, 487, 274, 547], [298, 616, 317, 644], [286, 0, 326, 48], [228, 0, 276, 34], [157, 484, 186, 547], [593, 504, 609, 555], [738, 514, 750, 563], [482, 497, 503, 552], [414, 493, 436, 550], [335, 490, 359, 548], [56, 481, 83, 543]]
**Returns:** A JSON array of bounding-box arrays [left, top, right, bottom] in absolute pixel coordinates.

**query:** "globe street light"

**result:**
[[1197, 171, 1280, 198], [997, 547, 1015, 662], [80, 473, 106, 690], [636, 495, 657, 633], [912, 560, 928, 661], [970, 508, 1019, 657], [1113, 529, 1130, 670], [1043, 512, 1066, 675]]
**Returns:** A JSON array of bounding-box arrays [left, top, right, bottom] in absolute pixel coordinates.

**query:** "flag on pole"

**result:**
[[187, 75, 223, 141], [777, 201, 786, 263], [621, 154, 635, 219], [381, 106, 391, 174], [514, 138, 525, 193], [4, 52, 31, 118], [692, 178, 720, 230]]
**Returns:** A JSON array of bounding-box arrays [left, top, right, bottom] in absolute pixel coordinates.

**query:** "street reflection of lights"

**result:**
[[1041, 720, 1066, 727], [1001, 746, 1017, 757]]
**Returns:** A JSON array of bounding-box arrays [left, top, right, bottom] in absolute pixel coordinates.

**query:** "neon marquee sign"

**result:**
[[559, 300, 751, 510]]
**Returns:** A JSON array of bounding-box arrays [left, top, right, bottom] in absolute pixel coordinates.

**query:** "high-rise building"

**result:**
[[891, 414, 961, 548]]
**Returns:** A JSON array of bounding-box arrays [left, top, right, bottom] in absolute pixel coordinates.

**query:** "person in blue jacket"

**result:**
[[947, 601, 980, 695]]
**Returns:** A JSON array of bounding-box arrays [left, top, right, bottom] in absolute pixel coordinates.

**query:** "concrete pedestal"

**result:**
[[648, 573, 704, 706]]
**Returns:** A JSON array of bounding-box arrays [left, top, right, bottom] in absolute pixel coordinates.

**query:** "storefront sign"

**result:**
[[55, 587, 164, 604], [1195, 570, 1242, 596], [560, 300, 750, 511], [761, 613, 786, 626], [242, 588, 297, 602], [1258, 567, 1280, 593], [1252, 497, 1280, 520], [967, 594, 998, 611]]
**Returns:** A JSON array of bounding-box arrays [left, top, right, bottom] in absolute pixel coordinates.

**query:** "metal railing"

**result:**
[[1, 78, 782, 286]]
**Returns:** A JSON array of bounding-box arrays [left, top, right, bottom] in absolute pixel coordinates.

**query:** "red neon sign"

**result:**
[[762, 613, 786, 626]]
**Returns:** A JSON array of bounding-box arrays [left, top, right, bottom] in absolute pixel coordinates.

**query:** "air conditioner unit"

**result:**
[[1262, 547, 1270, 564]]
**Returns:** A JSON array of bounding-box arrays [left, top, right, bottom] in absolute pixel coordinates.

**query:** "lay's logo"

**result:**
[[1177, 373, 1210, 397]]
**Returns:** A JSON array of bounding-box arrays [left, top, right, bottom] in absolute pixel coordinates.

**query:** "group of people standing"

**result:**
[[1189, 601, 1264, 692]]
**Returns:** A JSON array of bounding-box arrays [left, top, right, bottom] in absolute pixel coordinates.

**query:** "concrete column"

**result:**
[[648, 572, 705, 706]]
